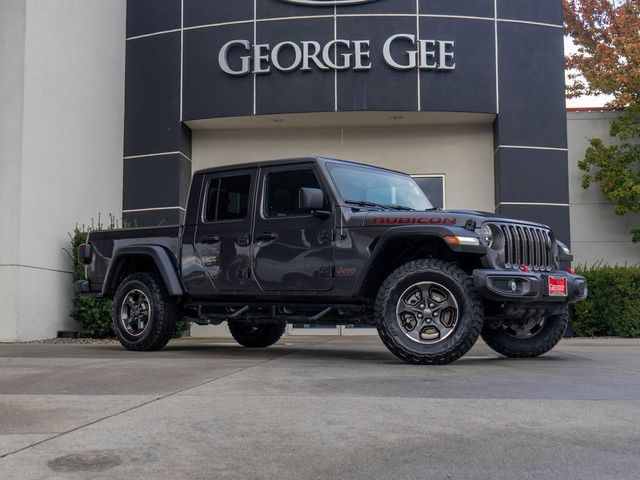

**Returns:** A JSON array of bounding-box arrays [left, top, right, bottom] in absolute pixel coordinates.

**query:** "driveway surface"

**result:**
[[0, 336, 639, 479]]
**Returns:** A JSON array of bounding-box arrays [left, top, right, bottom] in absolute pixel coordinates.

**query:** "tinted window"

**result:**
[[204, 175, 251, 222], [412, 176, 445, 209], [265, 169, 321, 218]]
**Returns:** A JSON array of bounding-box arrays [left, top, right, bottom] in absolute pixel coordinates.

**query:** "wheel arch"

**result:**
[[103, 245, 184, 297], [355, 227, 484, 300]]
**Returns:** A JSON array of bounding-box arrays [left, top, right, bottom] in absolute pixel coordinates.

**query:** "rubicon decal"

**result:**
[[280, 0, 381, 5], [372, 217, 457, 225]]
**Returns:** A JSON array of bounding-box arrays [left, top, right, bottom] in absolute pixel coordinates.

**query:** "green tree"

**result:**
[[564, 0, 640, 241]]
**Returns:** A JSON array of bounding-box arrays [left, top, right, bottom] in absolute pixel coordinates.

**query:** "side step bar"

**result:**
[[181, 304, 372, 326]]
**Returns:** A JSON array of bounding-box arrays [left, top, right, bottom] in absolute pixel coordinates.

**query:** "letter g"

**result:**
[[219, 40, 251, 76]]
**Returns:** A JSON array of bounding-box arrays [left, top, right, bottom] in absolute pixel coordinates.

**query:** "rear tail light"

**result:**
[[78, 243, 92, 265]]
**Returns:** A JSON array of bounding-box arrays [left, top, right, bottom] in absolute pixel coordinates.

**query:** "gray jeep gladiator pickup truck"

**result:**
[[76, 157, 587, 365]]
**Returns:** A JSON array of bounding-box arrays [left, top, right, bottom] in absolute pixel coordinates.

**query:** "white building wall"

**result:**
[[0, 0, 126, 341], [0, 0, 27, 341], [568, 112, 640, 266], [192, 123, 495, 212]]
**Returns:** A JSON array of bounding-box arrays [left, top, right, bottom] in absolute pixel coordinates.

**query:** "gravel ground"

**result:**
[[18, 335, 625, 345], [22, 338, 119, 345]]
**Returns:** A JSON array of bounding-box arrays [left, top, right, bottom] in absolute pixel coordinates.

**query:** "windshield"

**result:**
[[326, 162, 434, 211]]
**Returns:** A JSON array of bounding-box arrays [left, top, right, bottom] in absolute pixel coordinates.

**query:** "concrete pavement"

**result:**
[[0, 336, 639, 479]]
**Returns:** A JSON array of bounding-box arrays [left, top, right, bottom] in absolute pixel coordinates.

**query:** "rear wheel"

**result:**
[[228, 322, 286, 348], [481, 306, 569, 358], [375, 259, 484, 365], [113, 272, 177, 351]]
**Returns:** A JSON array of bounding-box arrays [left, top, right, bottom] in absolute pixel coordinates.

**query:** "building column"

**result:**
[[124, 0, 192, 227], [493, 0, 570, 243], [0, 0, 26, 341], [1, 0, 126, 341]]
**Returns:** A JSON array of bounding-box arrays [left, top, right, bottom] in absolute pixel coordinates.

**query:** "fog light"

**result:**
[[508, 280, 518, 293]]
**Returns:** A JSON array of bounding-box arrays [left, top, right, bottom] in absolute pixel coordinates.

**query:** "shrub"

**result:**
[[574, 264, 640, 337]]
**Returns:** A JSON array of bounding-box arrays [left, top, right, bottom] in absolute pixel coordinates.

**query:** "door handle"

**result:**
[[202, 234, 220, 244], [255, 232, 278, 242]]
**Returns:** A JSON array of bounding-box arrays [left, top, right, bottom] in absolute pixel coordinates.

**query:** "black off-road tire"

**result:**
[[481, 306, 569, 358], [113, 272, 178, 351], [228, 322, 286, 348], [375, 259, 484, 365]]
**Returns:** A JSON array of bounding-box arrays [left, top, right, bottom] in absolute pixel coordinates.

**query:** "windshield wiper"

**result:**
[[387, 204, 416, 211], [345, 200, 416, 211], [345, 200, 389, 210]]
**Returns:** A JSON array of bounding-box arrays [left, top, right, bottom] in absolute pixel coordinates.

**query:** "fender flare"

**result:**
[[102, 245, 185, 297], [353, 225, 485, 296]]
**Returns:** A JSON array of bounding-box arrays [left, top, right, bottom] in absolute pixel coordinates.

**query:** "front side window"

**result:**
[[326, 162, 433, 211], [265, 169, 322, 218], [204, 175, 251, 222]]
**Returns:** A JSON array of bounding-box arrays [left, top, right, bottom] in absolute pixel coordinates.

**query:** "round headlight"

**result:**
[[480, 225, 494, 248]]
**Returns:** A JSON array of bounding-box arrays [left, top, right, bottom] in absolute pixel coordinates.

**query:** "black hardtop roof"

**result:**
[[193, 157, 408, 177]]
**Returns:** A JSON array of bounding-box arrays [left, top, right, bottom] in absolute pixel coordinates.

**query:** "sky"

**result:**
[[564, 36, 615, 109]]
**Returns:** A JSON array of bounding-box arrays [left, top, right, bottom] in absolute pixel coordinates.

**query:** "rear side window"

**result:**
[[265, 169, 322, 218], [204, 175, 251, 222]]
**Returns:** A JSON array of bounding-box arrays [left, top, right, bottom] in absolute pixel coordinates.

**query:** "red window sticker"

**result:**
[[548, 276, 568, 296]]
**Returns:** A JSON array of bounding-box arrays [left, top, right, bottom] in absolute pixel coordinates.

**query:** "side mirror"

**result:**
[[298, 187, 330, 218], [299, 187, 325, 211]]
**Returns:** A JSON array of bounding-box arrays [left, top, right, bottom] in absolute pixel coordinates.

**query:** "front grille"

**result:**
[[499, 224, 555, 271]]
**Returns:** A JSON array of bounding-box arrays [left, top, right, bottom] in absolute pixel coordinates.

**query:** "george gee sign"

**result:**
[[219, 35, 456, 76]]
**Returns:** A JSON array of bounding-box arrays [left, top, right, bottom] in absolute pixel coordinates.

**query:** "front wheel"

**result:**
[[228, 322, 286, 348], [481, 306, 569, 358], [113, 272, 178, 351], [375, 259, 484, 365]]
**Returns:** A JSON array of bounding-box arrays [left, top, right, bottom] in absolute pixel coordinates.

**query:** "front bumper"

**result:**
[[473, 269, 587, 303]]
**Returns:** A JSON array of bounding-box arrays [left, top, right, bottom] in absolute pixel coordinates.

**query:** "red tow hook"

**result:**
[[519, 264, 529, 273], [567, 267, 575, 275]]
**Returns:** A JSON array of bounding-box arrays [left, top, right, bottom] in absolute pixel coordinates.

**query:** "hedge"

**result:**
[[573, 265, 640, 337]]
